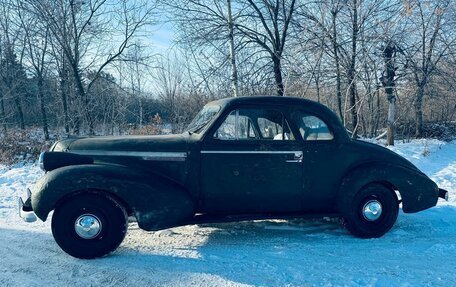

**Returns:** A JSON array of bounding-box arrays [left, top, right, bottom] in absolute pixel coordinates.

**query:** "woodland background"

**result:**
[[0, 0, 455, 162]]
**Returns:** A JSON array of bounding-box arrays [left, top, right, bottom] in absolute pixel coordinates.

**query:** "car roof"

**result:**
[[207, 96, 350, 142], [209, 96, 331, 113]]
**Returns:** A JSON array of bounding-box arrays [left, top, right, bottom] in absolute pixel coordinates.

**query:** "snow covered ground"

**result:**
[[0, 139, 455, 287]]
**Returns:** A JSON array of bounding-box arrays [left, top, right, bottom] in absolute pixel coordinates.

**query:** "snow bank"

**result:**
[[0, 139, 455, 286]]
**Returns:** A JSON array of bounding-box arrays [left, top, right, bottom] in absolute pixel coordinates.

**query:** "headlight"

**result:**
[[39, 152, 45, 171]]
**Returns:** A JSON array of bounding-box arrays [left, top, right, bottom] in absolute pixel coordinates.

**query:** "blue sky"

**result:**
[[150, 22, 175, 52]]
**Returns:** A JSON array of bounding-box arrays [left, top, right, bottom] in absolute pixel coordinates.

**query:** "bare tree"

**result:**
[[0, 0, 452, 143], [18, 8, 51, 139], [227, 0, 239, 97], [399, 0, 454, 137], [331, 1, 344, 121], [50, 42, 71, 134], [153, 53, 186, 133], [170, 0, 241, 97], [0, 0, 26, 131], [26, 0, 156, 134], [346, 0, 359, 136], [121, 42, 153, 129], [294, 0, 347, 120], [380, 41, 397, 145], [236, 0, 297, 96]]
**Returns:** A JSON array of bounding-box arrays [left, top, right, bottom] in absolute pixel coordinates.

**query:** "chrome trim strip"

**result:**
[[201, 150, 302, 155], [69, 150, 187, 161]]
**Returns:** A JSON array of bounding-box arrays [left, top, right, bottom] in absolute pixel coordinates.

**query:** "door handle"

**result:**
[[286, 151, 303, 163]]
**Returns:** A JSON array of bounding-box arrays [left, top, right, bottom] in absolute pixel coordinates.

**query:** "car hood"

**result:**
[[51, 134, 192, 153]]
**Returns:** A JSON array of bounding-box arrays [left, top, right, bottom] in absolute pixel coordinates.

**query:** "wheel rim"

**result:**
[[362, 200, 383, 221], [74, 214, 102, 239]]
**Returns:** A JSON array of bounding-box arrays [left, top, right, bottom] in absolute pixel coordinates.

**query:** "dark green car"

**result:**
[[19, 96, 448, 259]]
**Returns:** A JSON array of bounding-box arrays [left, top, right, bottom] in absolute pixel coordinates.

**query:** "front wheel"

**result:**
[[51, 193, 128, 259], [343, 184, 399, 238]]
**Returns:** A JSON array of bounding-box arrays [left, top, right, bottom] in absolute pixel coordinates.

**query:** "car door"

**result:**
[[291, 110, 342, 212], [200, 106, 303, 214]]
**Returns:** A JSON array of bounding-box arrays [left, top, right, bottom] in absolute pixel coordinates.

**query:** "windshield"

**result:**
[[185, 105, 221, 134]]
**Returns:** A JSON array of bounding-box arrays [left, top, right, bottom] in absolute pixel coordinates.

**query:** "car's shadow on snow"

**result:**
[[195, 217, 347, 242], [3, 205, 455, 286], [109, 205, 456, 286]]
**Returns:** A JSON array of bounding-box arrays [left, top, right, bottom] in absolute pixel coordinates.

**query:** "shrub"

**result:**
[[0, 129, 54, 165]]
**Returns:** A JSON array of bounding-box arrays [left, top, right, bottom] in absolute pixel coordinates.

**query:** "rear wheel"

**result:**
[[51, 193, 128, 259], [343, 184, 399, 238]]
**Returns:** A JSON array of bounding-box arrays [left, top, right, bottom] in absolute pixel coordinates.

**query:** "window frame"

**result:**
[[213, 109, 259, 140], [291, 110, 336, 143], [185, 104, 221, 134], [208, 106, 297, 143]]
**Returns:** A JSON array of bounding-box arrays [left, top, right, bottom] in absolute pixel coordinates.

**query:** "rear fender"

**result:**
[[337, 162, 439, 214], [31, 164, 195, 230]]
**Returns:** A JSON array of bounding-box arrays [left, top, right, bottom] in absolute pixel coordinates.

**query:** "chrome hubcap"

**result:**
[[74, 214, 102, 239], [362, 200, 383, 221]]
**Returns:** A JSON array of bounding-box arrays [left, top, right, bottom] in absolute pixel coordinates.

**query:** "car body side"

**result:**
[[31, 97, 440, 231]]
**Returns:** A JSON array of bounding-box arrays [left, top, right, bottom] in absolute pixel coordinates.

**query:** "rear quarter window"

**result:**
[[296, 113, 334, 141]]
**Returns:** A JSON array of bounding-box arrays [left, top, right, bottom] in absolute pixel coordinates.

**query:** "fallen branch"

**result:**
[[375, 130, 388, 140]]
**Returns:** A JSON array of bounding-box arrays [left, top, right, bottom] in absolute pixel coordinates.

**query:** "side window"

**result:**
[[214, 108, 295, 141], [297, 113, 334, 141], [214, 110, 256, 140], [257, 111, 295, 140]]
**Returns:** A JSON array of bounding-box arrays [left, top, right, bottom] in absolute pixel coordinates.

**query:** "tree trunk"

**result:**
[[273, 55, 284, 96], [73, 115, 81, 135], [387, 99, 395, 145], [139, 97, 143, 128], [331, 11, 343, 122], [133, 54, 144, 129], [367, 86, 374, 137], [14, 95, 25, 130], [374, 86, 381, 138], [86, 99, 95, 135], [227, 0, 239, 97], [382, 42, 396, 145], [0, 94, 6, 133], [348, 0, 358, 136], [348, 74, 358, 136], [70, 62, 95, 135], [415, 85, 424, 137], [59, 62, 70, 134], [37, 76, 49, 140], [60, 77, 70, 134]]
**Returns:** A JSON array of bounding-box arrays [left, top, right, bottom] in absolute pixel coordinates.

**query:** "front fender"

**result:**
[[337, 162, 439, 214], [31, 164, 195, 230]]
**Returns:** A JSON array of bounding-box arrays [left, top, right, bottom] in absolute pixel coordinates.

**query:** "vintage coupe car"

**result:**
[[19, 96, 448, 259]]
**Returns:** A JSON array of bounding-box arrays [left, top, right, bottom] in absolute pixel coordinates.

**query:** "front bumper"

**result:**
[[18, 188, 37, 223]]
